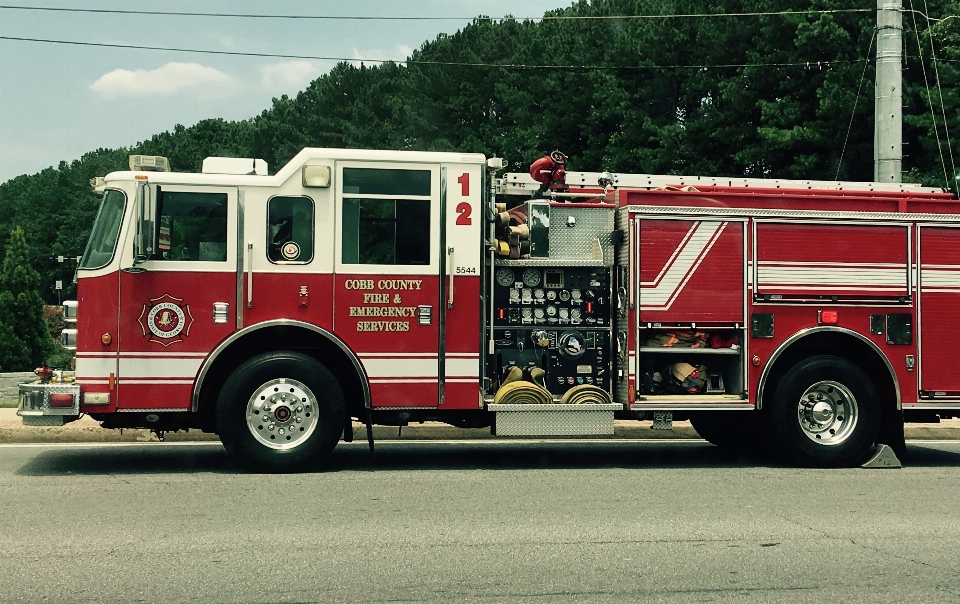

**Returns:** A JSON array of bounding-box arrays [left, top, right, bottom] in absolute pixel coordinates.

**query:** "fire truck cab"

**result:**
[[19, 148, 959, 471]]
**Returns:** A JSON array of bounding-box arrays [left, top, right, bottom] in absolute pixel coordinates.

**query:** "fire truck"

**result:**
[[17, 148, 959, 470]]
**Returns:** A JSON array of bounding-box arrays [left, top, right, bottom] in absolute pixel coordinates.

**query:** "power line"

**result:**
[[0, 4, 873, 21], [0, 35, 871, 70]]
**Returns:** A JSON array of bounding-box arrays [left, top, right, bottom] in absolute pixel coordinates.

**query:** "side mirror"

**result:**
[[133, 182, 156, 265]]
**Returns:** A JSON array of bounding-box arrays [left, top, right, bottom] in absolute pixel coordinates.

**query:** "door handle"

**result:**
[[447, 246, 455, 309], [246, 242, 253, 308]]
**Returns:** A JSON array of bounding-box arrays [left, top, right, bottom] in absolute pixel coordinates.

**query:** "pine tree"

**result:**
[[0, 227, 53, 371]]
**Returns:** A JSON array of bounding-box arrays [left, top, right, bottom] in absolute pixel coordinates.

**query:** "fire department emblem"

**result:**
[[137, 293, 195, 347]]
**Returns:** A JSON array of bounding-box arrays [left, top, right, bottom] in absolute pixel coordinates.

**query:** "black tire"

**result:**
[[769, 355, 880, 468], [689, 411, 761, 451], [216, 351, 345, 472]]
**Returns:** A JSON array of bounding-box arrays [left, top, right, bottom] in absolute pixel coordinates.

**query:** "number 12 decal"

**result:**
[[456, 173, 472, 225]]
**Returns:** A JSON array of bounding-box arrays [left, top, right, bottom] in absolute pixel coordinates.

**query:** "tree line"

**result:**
[[0, 0, 957, 310]]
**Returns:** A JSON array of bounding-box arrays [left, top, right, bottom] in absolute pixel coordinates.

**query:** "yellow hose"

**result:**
[[559, 385, 612, 405], [493, 381, 553, 405]]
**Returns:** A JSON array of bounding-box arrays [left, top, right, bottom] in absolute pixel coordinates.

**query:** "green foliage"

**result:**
[[0, 227, 55, 371], [0, 0, 957, 303]]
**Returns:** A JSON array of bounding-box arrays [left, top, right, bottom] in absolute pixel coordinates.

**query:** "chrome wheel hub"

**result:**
[[797, 380, 858, 445], [246, 378, 318, 450]]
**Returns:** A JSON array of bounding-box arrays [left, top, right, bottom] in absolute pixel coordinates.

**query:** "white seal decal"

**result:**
[[137, 293, 195, 347], [281, 241, 301, 260]]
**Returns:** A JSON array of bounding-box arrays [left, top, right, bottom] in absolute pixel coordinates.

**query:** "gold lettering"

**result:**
[[376, 279, 423, 291], [350, 306, 417, 317], [363, 293, 390, 303], [356, 321, 410, 332], [344, 279, 374, 290]]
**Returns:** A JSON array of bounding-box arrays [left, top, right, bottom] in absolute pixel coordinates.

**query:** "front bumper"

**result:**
[[17, 382, 82, 426]]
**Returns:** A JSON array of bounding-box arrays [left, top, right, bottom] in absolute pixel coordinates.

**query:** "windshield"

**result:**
[[79, 189, 126, 270]]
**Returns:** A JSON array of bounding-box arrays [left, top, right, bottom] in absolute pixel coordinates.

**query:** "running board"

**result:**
[[489, 403, 622, 436]]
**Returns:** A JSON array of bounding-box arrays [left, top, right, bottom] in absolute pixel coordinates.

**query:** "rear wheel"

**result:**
[[769, 355, 880, 468], [216, 351, 345, 472]]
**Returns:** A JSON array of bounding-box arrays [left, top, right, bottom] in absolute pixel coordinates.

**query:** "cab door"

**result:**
[[117, 185, 239, 410], [335, 163, 442, 408]]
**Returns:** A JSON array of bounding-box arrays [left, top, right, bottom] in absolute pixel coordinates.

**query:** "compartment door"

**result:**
[[920, 226, 960, 394], [637, 218, 745, 323]]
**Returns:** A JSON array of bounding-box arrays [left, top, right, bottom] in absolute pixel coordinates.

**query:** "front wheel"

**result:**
[[216, 351, 345, 472], [769, 355, 880, 468]]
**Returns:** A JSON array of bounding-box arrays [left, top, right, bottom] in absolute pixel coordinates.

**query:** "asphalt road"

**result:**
[[2, 440, 960, 603]]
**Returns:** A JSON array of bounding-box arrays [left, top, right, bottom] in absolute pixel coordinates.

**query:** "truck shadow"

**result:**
[[15, 440, 780, 476], [18, 440, 959, 476]]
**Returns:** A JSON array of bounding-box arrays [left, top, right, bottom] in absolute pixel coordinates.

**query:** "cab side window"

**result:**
[[341, 168, 431, 266], [268, 196, 314, 263], [154, 191, 228, 261]]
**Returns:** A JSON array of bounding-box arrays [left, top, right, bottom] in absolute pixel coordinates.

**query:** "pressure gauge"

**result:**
[[570, 308, 582, 322], [533, 308, 545, 320], [522, 268, 541, 287], [509, 288, 521, 303], [558, 308, 570, 320], [546, 290, 557, 301], [521, 308, 533, 322], [546, 305, 558, 317], [534, 289, 545, 301], [521, 288, 533, 303], [559, 290, 571, 302], [496, 268, 515, 287], [571, 289, 582, 301]]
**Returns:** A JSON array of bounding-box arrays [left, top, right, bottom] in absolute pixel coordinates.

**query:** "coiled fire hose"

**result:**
[[493, 366, 552, 405], [559, 384, 613, 405]]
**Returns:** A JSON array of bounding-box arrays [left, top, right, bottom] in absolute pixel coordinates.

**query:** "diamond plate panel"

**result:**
[[20, 415, 70, 427], [548, 207, 615, 262], [18, 382, 81, 417], [490, 403, 621, 436]]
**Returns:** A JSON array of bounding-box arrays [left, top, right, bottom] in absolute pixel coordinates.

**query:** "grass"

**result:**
[[0, 400, 19, 408]]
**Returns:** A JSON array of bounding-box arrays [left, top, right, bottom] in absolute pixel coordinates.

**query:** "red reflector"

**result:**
[[48, 393, 74, 408], [820, 310, 839, 324]]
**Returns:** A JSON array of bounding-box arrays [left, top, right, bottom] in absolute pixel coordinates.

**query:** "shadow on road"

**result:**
[[16, 444, 234, 476], [901, 442, 960, 467], [330, 440, 783, 471], [22, 439, 960, 476]]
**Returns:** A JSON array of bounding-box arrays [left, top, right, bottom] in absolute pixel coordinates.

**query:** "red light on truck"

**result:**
[[48, 393, 74, 408], [820, 310, 839, 325]]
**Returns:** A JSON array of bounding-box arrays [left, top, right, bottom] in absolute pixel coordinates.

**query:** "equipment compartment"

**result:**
[[636, 327, 745, 399]]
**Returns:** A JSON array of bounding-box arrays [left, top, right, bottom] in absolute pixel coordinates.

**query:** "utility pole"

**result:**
[[875, 0, 903, 183]]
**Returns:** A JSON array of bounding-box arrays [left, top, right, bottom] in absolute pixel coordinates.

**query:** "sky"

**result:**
[[0, 0, 567, 182]]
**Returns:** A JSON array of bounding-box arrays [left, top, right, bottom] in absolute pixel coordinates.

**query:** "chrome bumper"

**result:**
[[17, 382, 81, 426]]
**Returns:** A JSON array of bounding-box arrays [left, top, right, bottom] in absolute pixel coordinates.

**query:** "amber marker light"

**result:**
[[101, 333, 112, 345], [819, 310, 839, 325], [134, 174, 148, 180], [752, 355, 761, 367]]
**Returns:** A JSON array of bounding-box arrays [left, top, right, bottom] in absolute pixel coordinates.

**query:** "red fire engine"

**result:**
[[17, 149, 959, 470]]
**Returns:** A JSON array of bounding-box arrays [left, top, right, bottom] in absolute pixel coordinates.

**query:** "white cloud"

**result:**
[[350, 44, 414, 66], [90, 63, 237, 100], [259, 61, 324, 92]]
